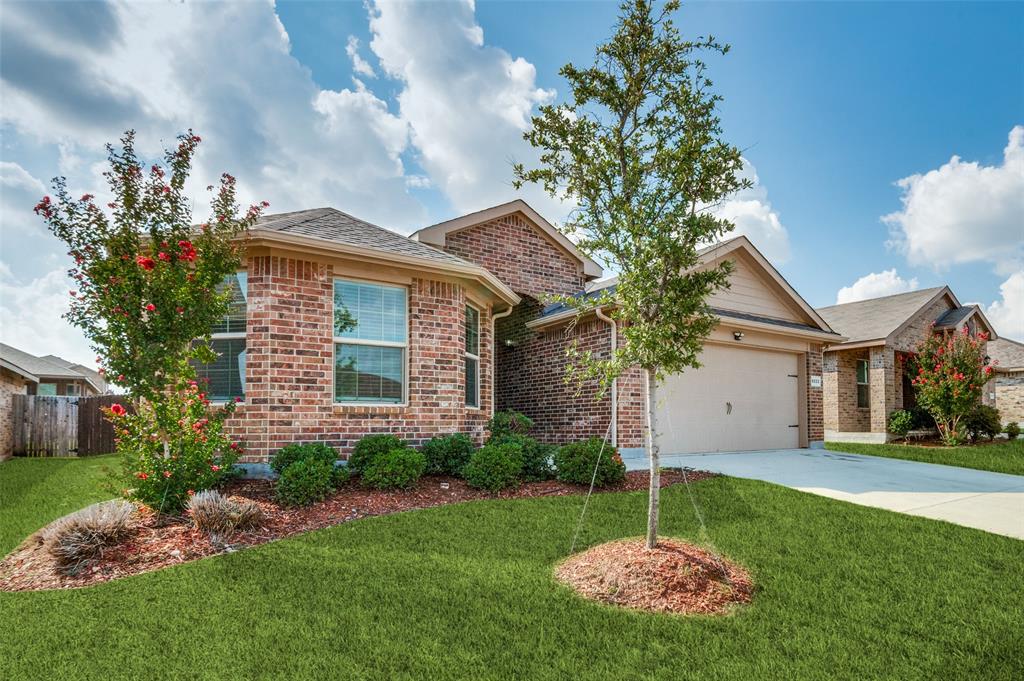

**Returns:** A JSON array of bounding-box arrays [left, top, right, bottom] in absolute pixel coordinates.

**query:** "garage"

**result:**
[[655, 343, 802, 454]]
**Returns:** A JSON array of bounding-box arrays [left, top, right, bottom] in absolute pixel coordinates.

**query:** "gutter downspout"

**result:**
[[491, 304, 515, 416], [594, 306, 617, 447]]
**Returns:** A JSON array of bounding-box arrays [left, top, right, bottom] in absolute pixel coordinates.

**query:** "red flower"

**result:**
[[187, 489, 195, 496], [158, 252, 170, 261], [80, 194, 94, 202], [136, 472, 148, 480], [110, 403, 127, 417], [145, 303, 156, 312], [176, 306, 184, 314], [136, 255, 156, 270], [162, 470, 172, 478], [234, 396, 243, 403], [210, 464, 221, 472], [984, 366, 994, 375]]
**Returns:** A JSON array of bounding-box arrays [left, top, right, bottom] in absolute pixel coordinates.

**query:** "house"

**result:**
[[815, 288, 997, 443], [987, 338, 1024, 425], [214, 200, 842, 468]]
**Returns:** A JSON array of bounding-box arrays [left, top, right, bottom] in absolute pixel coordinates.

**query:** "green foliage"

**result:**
[[271, 442, 338, 475], [361, 448, 427, 490], [463, 443, 524, 493], [274, 459, 335, 508], [911, 329, 995, 445], [1005, 422, 1021, 439], [906, 406, 934, 430], [487, 411, 534, 439], [887, 410, 914, 441], [421, 433, 476, 476], [964, 405, 1002, 442], [554, 438, 626, 487], [489, 433, 555, 482], [348, 434, 405, 475]]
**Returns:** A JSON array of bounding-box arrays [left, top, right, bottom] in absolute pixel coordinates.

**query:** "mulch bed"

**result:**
[[555, 537, 753, 615], [0, 468, 716, 593]]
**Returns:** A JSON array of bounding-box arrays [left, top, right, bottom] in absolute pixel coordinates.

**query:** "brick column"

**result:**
[[806, 345, 824, 443], [869, 346, 895, 434]]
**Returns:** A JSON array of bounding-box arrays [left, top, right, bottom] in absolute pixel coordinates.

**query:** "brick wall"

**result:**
[[225, 255, 491, 463], [891, 296, 955, 352], [1, 367, 29, 458], [996, 372, 1024, 424], [806, 345, 824, 442], [823, 348, 871, 432]]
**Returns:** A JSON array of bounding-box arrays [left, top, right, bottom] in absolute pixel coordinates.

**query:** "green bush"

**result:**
[[421, 433, 475, 476], [270, 442, 338, 475], [348, 434, 405, 475], [487, 411, 534, 439], [907, 406, 934, 430], [362, 448, 427, 490], [554, 438, 626, 487], [463, 443, 523, 492], [888, 410, 914, 441], [1005, 422, 1021, 439], [489, 433, 554, 481], [964, 405, 1002, 442], [275, 459, 335, 507]]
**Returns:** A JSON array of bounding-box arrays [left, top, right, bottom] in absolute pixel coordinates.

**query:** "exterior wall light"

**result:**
[[733, 331, 744, 341]]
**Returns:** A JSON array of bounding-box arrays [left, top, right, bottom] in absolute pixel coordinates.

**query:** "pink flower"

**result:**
[[234, 396, 243, 403], [136, 255, 156, 271], [158, 252, 170, 261], [145, 303, 156, 312], [210, 464, 221, 472], [162, 470, 172, 478], [110, 403, 127, 417]]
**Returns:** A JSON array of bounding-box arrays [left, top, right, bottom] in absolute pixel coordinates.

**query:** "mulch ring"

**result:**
[[0, 468, 716, 593], [555, 538, 753, 616]]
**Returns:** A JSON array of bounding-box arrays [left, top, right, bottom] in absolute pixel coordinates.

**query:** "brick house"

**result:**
[[207, 201, 842, 468], [815, 288, 997, 443], [988, 338, 1024, 426]]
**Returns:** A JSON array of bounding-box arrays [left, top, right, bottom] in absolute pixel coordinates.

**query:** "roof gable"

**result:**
[[816, 287, 950, 347]]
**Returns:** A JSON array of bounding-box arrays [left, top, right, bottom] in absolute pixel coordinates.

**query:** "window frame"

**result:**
[[332, 277, 409, 406], [464, 303, 480, 409], [201, 271, 247, 404], [856, 358, 870, 409]]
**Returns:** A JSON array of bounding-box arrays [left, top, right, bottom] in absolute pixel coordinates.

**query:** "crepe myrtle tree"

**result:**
[[35, 130, 268, 511], [514, 0, 747, 549]]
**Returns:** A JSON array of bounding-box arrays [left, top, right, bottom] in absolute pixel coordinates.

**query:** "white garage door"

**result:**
[[655, 344, 800, 454]]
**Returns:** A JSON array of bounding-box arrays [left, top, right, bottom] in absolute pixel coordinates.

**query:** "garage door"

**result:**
[[655, 344, 800, 454]]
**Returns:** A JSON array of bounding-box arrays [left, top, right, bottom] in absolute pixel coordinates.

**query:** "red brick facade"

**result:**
[[225, 255, 491, 463]]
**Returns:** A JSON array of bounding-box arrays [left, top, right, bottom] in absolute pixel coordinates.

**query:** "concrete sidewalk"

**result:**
[[623, 448, 1024, 539]]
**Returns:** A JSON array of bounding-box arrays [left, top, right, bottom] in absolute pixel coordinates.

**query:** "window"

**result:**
[[465, 305, 480, 408], [65, 383, 81, 397], [195, 272, 247, 401], [856, 359, 869, 408], [334, 280, 407, 404], [36, 383, 57, 396]]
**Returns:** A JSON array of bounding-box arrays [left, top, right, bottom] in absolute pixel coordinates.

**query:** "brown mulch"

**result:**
[[0, 468, 716, 593], [555, 538, 753, 615]]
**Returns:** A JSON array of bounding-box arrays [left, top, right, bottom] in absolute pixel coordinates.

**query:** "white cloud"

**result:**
[[713, 159, 791, 264], [0, 264, 94, 366], [346, 36, 376, 78], [884, 125, 1024, 276], [985, 271, 1024, 342], [836, 269, 920, 304]]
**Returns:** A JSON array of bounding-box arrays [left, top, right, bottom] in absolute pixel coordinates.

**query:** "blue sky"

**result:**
[[1, 1, 1021, 364]]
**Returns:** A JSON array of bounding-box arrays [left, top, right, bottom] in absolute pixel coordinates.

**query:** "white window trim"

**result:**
[[856, 358, 869, 408], [206, 271, 247, 405], [465, 303, 481, 409], [332, 278, 409, 407]]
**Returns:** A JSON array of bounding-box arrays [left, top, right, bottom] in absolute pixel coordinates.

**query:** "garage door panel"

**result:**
[[655, 344, 799, 454]]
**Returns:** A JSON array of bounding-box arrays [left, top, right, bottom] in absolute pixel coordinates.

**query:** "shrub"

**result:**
[[1005, 422, 1021, 439], [275, 458, 335, 507], [362, 448, 427, 490], [270, 442, 338, 475], [44, 500, 137, 573], [888, 410, 914, 441], [463, 443, 523, 492], [964, 405, 1002, 442], [489, 433, 554, 481], [487, 411, 534, 439], [554, 438, 626, 487], [331, 464, 351, 487], [187, 490, 264, 542], [421, 433, 475, 476], [348, 434, 405, 475], [907, 406, 934, 430]]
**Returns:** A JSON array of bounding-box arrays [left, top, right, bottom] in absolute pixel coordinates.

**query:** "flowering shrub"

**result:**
[[910, 327, 994, 445]]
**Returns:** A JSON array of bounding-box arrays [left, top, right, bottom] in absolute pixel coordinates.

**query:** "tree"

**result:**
[[514, 0, 747, 548], [911, 326, 994, 446], [36, 130, 267, 512]]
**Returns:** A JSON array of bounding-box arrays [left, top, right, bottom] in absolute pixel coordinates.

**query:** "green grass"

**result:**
[[2, 457, 1022, 680], [825, 439, 1024, 476]]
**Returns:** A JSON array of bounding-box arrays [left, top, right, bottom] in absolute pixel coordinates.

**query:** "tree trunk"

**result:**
[[645, 366, 660, 550]]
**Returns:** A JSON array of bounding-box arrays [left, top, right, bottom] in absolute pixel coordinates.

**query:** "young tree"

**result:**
[[514, 0, 747, 548], [36, 130, 267, 511]]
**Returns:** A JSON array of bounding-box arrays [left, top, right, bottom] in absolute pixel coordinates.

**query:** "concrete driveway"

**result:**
[[623, 448, 1024, 539]]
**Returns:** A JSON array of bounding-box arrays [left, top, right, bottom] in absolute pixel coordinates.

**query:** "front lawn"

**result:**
[[1, 456, 1022, 680], [825, 439, 1024, 476]]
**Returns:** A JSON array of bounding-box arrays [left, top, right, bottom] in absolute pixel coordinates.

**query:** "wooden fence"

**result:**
[[10, 395, 126, 457]]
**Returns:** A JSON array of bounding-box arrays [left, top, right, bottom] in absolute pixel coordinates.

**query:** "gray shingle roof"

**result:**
[[989, 338, 1024, 370], [255, 208, 475, 269], [933, 305, 978, 330], [815, 287, 945, 345], [0, 344, 86, 380]]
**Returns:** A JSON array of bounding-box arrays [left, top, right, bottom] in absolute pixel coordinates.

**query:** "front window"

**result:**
[[65, 383, 81, 397], [856, 359, 869, 408], [465, 305, 480, 408], [195, 272, 247, 401], [334, 280, 407, 404], [36, 383, 57, 396]]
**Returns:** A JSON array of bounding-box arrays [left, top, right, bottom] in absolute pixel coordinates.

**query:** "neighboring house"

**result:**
[[815, 288, 997, 443], [987, 338, 1024, 425], [216, 200, 842, 466]]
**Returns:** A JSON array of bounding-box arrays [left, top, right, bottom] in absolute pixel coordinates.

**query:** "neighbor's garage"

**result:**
[[656, 343, 802, 454]]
